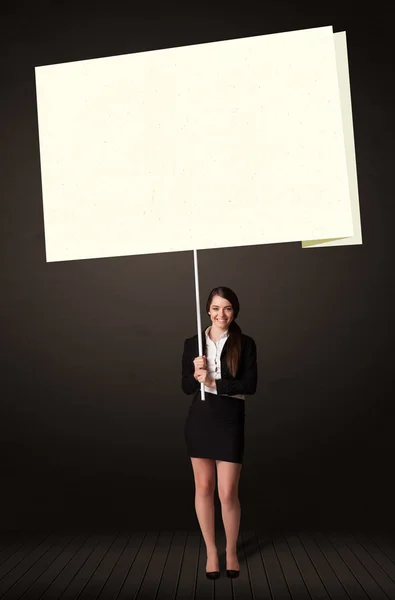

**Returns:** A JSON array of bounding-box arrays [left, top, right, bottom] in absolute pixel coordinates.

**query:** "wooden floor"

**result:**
[[0, 529, 395, 599]]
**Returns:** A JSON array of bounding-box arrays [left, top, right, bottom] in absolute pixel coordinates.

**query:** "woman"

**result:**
[[182, 286, 258, 580]]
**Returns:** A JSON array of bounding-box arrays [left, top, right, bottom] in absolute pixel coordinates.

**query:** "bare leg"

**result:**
[[190, 457, 219, 572], [216, 460, 242, 570]]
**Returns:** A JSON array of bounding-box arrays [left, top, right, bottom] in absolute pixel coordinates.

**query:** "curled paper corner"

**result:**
[[301, 237, 349, 248], [302, 30, 362, 249]]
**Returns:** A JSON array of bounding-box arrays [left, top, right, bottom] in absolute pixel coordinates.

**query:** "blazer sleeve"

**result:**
[[181, 338, 200, 395], [215, 336, 257, 396]]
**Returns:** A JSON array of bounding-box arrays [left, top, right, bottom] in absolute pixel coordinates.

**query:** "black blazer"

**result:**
[[181, 328, 257, 397]]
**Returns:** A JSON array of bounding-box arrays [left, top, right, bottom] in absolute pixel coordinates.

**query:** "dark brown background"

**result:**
[[1, 1, 394, 532]]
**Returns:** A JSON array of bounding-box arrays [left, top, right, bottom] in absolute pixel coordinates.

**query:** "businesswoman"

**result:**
[[182, 286, 257, 579]]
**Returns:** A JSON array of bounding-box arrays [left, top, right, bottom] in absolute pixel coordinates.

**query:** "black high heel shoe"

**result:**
[[226, 553, 240, 578], [206, 570, 220, 580], [226, 569, 240, 578], [206, 555, 220, 579]]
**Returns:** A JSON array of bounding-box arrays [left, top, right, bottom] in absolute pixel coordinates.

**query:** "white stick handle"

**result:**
[[193, 249, 205, 401]]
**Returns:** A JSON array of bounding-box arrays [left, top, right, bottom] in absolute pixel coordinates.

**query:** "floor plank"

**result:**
[[0, 534, 52, 597], [284, 532, 331, 600], [0, 530, 393, 599], [272, 533, 311, 600], [40, 533, 112, 600], [256, 532, 292, 600], [1, 533, 75, 600], [21, 534, 90, 600], [327, 532, 390, 600], [96, 532, 145, 600], [242, 530, 271, 599], [311, 531, 370, 599]]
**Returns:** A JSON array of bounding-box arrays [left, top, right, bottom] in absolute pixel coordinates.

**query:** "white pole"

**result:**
[[193, 249, 205, 401]]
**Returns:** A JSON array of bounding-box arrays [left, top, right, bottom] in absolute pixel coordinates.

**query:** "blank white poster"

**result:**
[[35, 25, 355, 262]]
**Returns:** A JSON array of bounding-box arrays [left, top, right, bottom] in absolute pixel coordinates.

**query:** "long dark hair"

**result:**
[[205, 286, 242, 378]]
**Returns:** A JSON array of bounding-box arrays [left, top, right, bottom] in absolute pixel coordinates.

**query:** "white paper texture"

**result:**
[[35, 25, 355, 262]]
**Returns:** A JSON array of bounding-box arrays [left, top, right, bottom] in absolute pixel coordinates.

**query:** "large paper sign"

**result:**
[[35, 26, 358, 263]]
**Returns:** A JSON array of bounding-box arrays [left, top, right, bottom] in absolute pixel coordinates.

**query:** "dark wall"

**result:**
[[1, 2, 394, 532]]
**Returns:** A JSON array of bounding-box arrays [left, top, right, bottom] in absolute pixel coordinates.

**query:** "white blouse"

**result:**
[[203, 326, 245, 400]]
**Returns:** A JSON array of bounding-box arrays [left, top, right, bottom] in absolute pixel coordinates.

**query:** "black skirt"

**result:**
[[184, 391, 245, 464]]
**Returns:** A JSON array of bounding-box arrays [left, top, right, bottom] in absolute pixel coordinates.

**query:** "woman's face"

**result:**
[[209, 295, 234, 329]]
